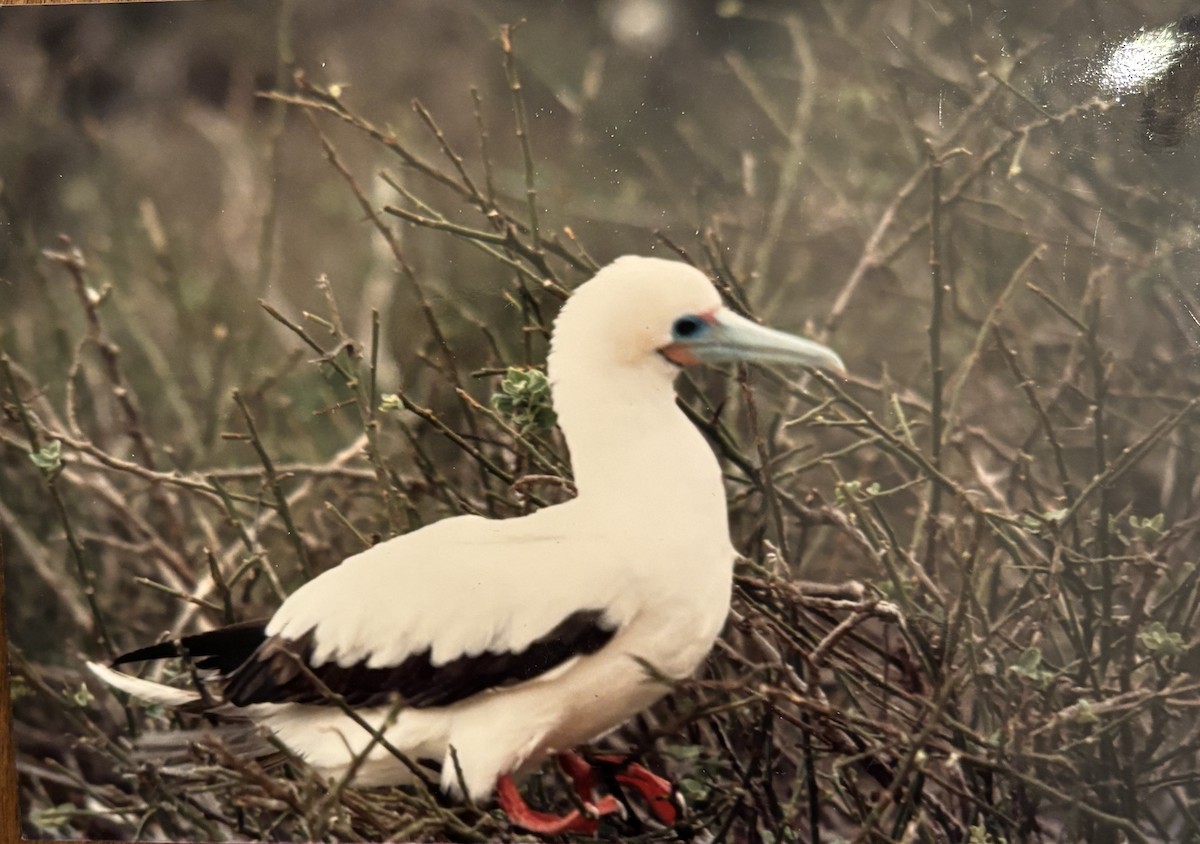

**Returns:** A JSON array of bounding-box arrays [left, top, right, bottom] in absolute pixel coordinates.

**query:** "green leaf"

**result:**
[[29, 440, 63, 476], [1129, 512, 1166, 542], [1073, 698, 1099, 724], [145, 703, 166, 720], [30, 803, 76, 834], [968, 825, 1004, 844], [71, 682, 94, 708], [378, 393, 402, 412], [1139, 621, 1185, 657], [490, 367, 557, 436], [1013, 647, 1042, 674], [1009, 647, 1054, 686], [9, 676, 31, 701], [664, 743, 704, 762], [1023, 507, 1068, 538], [835, 480, 861, 505]]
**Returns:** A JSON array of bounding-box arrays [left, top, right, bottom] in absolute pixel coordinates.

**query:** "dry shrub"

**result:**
[[2, 3, 1198, 842]]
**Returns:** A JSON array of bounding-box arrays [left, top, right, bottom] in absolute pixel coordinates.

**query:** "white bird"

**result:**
[[87, 255, 844, 834]]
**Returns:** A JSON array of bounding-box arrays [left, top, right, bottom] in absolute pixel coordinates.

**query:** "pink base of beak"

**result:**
[[660, 342, 701, 366]]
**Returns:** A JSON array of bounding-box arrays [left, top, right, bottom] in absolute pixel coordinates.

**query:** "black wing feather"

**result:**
[[112, 620, 269, 674], [221, 609, 617, 709]]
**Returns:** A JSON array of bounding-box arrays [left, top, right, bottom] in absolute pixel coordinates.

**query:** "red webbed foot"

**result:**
[[592, 753, 681, 826], [497, 772, 621, 836]]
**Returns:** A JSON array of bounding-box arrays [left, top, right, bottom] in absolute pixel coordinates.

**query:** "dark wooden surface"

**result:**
[[0, 2, 174, 6], [1, 533, 21, 844]]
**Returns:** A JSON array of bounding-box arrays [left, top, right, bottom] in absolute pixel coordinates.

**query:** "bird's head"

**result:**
[[548, 255, 844, 384]]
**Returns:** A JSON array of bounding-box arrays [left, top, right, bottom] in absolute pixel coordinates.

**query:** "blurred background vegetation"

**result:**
[[2, 0, 1200, 841]]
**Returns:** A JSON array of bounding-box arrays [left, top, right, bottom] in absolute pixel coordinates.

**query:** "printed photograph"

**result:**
[[1, 1, 1198, 840]]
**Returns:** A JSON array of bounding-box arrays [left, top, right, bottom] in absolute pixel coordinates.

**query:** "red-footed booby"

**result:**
[[87, 255, 844, 834]]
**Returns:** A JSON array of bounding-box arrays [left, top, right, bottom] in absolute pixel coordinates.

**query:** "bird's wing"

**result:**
[[223, 511, 633, 709], [111, 619, 269, 674], [221, 607, 614, 708]]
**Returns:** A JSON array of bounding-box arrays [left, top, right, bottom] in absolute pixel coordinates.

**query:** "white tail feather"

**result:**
[[86, 661, 204, 709], [87, 663, 282, 775]]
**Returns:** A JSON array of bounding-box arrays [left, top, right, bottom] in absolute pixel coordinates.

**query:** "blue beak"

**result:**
[[679, 309, 845, 373]]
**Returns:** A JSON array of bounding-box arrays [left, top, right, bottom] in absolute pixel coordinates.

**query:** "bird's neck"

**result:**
[[553, 366, 728, 524]]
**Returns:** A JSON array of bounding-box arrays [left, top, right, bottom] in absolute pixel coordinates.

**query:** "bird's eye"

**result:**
[[671, 315, 708, 340]]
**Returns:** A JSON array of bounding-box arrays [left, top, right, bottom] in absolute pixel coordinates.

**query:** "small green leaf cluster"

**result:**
[[1108, 512, 1166, 546], [1139, 621, 1185, 657], [29, 440, 63, 478], [968, 824, 1007, 844], [1020, 508, 1067, 537], [835, 479, 881, 505], [662, 744, 716, 802], [1009, 646, 1055, 687], [29, 803, 77, 837], [490, 367, 557, 436], [71, 682, 94, 708], [1071, 699, 1099, 725]]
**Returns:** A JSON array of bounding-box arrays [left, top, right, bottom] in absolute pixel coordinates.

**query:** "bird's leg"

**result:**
[[592, 754, 680, 826], [496, 773, 620, 836], [557, 750, 600, 803]]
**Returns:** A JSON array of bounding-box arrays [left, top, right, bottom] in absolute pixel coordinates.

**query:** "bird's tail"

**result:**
[[86, 661, 209, 710], [87, 662, 284, 775]]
